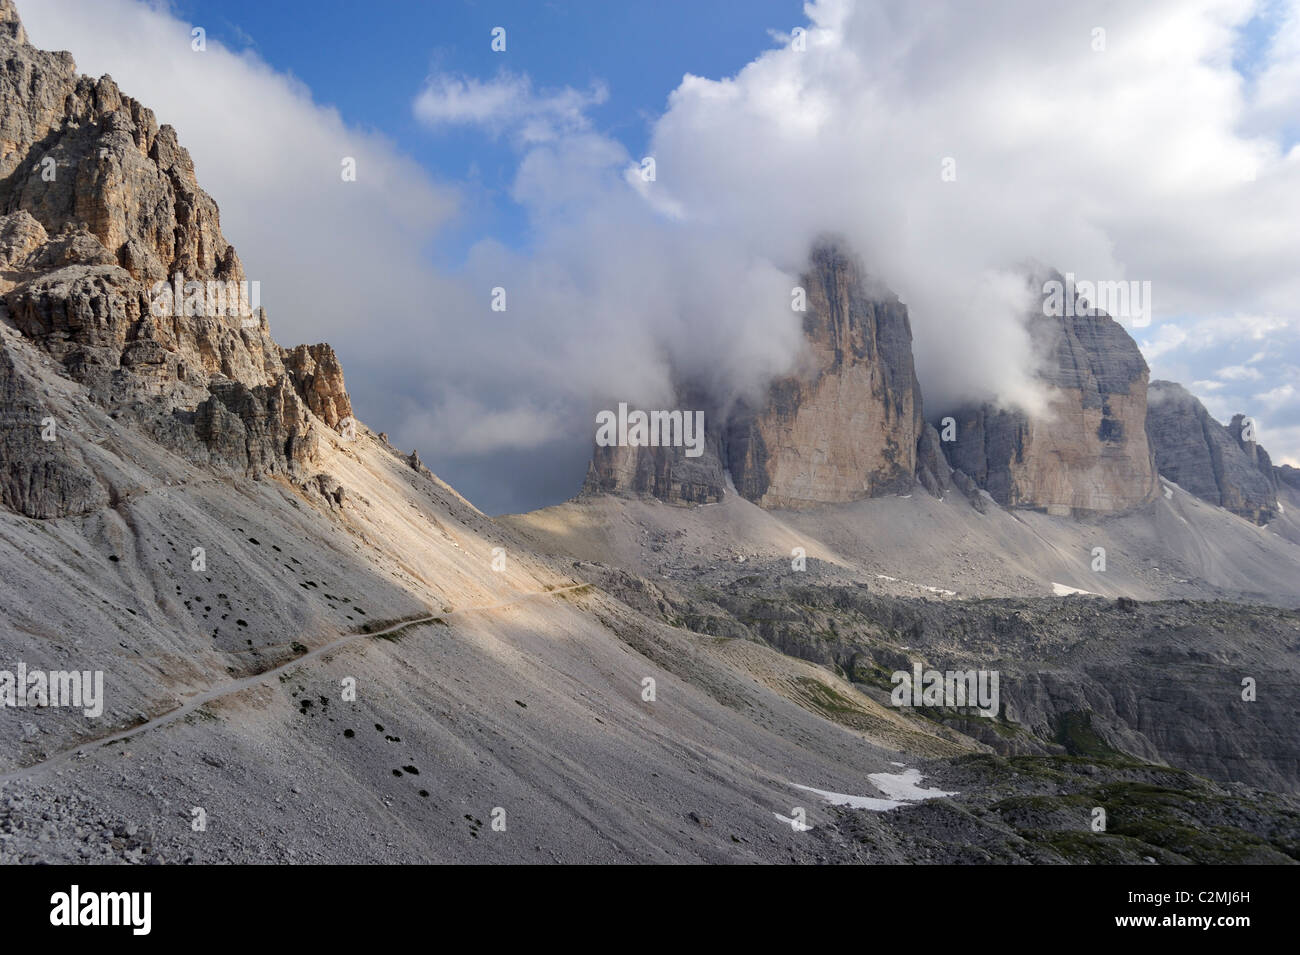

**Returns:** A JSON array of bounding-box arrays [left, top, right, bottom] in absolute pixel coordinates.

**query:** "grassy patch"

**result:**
[[793, 676, 864, 716], [1053, 711, 1125, 758]]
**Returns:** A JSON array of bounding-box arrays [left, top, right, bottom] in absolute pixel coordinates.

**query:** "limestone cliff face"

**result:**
[[726, 242, 922, 507], [0, 2, 352, 518], [914, 421, 950, 497], [583, 240, 924, 508], [0, 16, 232, 285], [1146, 381, 1279, 524], [282, 343, 353, 430], [582, 440, 728, 505], [582, 381, 728, 504], [947, 280, 1159, 514]]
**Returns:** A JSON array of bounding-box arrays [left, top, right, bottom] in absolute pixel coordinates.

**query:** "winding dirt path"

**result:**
[[0, 584, 590, 786]]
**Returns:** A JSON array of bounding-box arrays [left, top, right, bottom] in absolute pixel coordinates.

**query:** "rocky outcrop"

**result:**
[[945, 276, 1159, 514], [725, 241, 922, 507], [582, 378, 728, 504], [1146, 381, 1279, 524], [193, 377, 319, 477], [0, 333, 108, 518], [673, 579, 1300, 794], [583, 438, 728, 505], [914, 422, 950, 497], [281, 343, 353, 429], [0, 3, 352, 518], [583, 239, 924, 508], [0, 13, 234, 285], [1277, 464, 1300, 493]]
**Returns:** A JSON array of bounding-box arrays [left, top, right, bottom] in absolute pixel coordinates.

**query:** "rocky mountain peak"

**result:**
[[584, 238, 924, 508], [725, 237, 922, 506], [945, 272, 1159, 515], [1146, 380, 1280, 524], [0, 20, 237, 285], [584, 246, 1287, 528], [0, 5, 353, 519]]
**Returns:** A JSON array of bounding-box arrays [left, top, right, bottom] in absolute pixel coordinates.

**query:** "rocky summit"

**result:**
[[945, 275, 1159, 516], [0, 4, 352, 520], [586, 259, 1172, 518], [727, 241, 923, 507], [1146, 380, 1281, 524], [580, 252, 1297, 530], [585, 239, 924, 508]]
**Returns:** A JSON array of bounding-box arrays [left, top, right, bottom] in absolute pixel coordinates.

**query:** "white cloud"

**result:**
[[1140, 324, 1192, 360], [1254, 382, 1297, 409], [414, 71, 608, 144], [1218, 364, 1264, 380], [1246, 1, 1300, 132], [623, 0, 1300, 419], [399, 393, 566, 456]]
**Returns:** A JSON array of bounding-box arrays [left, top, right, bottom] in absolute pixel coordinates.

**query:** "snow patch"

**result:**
[[792, 785, 904, 812], [1052, 582, 1097, 596], [790, 768, 957, 815], [868, 768, 957, 801], [875, 574, 957, 596]]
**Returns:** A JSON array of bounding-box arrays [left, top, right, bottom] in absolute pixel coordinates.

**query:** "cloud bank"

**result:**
[[421, 0, 1300, 481]]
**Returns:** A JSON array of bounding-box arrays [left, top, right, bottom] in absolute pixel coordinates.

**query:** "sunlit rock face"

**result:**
[[583, 239, 925, 509], [946, 276, 1159, 515], [725, 240, 923, 508], [0, 4, 353, 518]]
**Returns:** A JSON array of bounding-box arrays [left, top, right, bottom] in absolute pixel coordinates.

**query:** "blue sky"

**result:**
[[164, 0, 800, 264]]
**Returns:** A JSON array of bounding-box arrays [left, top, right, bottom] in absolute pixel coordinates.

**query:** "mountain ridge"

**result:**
[[580, 254, 1289, 530]]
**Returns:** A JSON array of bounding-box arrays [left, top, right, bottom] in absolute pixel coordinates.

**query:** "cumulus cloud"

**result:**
[[1218, 364, 1264, 380], [1255, 383, 1297, 408], [622, 0, 1300, 420], [457, 0, 1300, 482], [413, 71, 608, 144], [415, 0, 1300, 489]]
